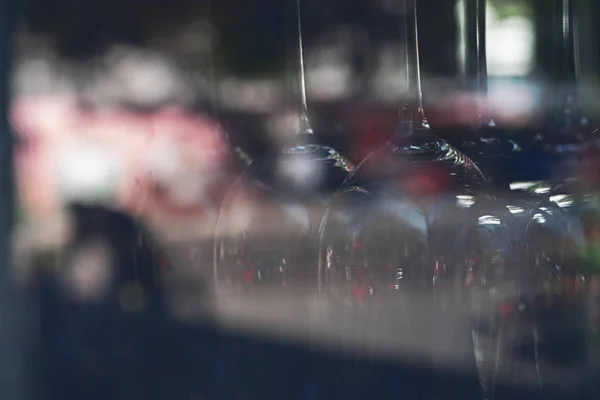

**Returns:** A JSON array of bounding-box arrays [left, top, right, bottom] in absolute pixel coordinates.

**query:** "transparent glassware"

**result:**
[[318, 183, 430, 309], [213, 0, 355, 296], [520, 0, 596, 293], [459, 0, 588, 296], [318, 0, 500, 313], [464, 2, 597, 398]]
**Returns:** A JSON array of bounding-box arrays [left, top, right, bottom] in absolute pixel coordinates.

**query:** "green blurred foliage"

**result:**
[[489, 0, 533, 20]]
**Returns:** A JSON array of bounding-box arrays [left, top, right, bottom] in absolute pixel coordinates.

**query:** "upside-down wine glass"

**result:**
[[213, 0, 355, 295]]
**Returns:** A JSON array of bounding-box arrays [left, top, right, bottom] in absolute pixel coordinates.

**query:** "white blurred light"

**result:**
[[509, 181, 540, 190], [487, 15, 534, 76], [87, 47, 194, 107], [456, 195, 475, 208], [488, 80, 538, 120], [307, 47, 353, 100], [557, 199, 573, 209], [15, 58, 57, 94], [507, 205, 524, 214], [57, 142, 121, 204], [278, 155, 322, 190], [147, 141, 181, 181], [456, 1, 534, 77], [549, 194, 574, 208], [147, 141, 214, 207], [533, 213, 547, 224], [534, 186, 551, 194], [220, 79, 281, 112], [63, 240, 115, 302], [478, 215, 502, 225], [549, 194, 568, 203]]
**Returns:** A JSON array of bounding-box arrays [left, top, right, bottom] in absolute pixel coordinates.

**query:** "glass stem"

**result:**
[[465, 0, 490, 126], [554, 0, 579, 118], [396, 0, 429, 139], [295, 0, 313, 135]]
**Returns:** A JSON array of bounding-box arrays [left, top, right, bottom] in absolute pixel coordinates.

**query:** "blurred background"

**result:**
[[12, 0, 600, 108], [6, 0, 600, 399], [12, 0, 600, 236]]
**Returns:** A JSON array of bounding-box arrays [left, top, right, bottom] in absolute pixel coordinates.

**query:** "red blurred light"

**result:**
[[242, 269, 256, 285], [397, 165, 450, 197], [498, 302, 515, 318], [352, 284, 367, 300]]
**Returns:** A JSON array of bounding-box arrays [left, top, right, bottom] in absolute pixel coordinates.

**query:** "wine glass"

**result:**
[[458, 1, 598, 398], [317, 0, 503, 316], [520, 0, 598, 297], [213, 0, 355, 297]]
